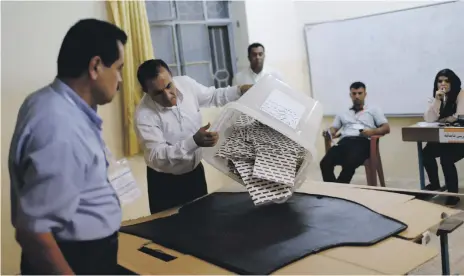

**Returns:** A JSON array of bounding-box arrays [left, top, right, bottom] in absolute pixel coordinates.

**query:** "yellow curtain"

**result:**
[[106, 0, 154, 156]]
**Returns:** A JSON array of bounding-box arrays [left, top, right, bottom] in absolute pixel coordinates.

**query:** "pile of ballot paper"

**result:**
[[215, 114, 306, 205]]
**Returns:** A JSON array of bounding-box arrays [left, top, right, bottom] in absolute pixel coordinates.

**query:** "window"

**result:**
[[146, 0, 236, 88]]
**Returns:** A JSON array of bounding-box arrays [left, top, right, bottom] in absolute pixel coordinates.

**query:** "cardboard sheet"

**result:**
[[118, 234, 437, 275], [118, 181, 459, 275], [120, 193, 407, 274]]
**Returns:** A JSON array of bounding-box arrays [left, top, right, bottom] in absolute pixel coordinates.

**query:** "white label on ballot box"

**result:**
[[107, 158, 142, 205], [260, 89, 305, 129], [439, 128, 464, 143]]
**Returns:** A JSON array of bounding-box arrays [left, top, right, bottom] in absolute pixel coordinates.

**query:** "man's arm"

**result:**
[[16, 231, 73, 275], [328, 114, 342, 137], [134, 113, 199, 174], [363, 108, 390, 136], [187, 76, 243, 108], [371, 123, 390, 136], [13, 120, 82, 274]]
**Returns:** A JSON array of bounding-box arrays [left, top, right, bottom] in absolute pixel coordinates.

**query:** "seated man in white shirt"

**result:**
[[134, 59, 252, 214], [320, 82, 390, 184], [233, 42, 283, 85]]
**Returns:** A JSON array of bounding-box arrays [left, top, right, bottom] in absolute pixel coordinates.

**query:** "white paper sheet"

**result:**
[[417, 122, 440, 127], [216, 114, 305, 205], [107, 159, 142, 206], [260, 89, 305, 129], [439, 128, 464, 143]]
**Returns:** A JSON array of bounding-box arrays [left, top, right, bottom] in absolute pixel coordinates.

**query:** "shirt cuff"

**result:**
[[184, 136, 200, 153]]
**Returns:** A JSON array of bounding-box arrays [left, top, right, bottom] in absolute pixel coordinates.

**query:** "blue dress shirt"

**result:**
[[9, 78, 121, 241]]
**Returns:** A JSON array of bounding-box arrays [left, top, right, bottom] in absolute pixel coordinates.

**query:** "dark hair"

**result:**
[[350, 81, 366, 90], [433, 69, 462, 118], [57, 19, 127, 78], [247, 43, 265, 56], [137, 59, 172, 92]]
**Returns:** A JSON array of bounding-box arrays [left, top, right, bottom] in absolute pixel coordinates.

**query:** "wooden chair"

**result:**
[[323, 133, 386, 187]]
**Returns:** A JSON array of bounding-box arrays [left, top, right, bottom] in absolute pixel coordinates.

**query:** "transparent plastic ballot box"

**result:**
[[203, 74, 324, 189]]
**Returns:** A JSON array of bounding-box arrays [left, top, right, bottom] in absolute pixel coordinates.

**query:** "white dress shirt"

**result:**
[[134, 75, 242, 175], [233, 66, 283, 85]]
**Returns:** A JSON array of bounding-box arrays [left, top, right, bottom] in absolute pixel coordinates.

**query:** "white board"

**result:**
[[304, 1, 464, 116]]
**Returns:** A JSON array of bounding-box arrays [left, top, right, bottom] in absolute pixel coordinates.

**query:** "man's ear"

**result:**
[[88, 56, 102, 81]]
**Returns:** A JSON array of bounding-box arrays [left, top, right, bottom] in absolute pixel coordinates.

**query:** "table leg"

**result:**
[[440, 233, 450, 275], [436, 216, 462, 275], [417, 142, 425, 190]]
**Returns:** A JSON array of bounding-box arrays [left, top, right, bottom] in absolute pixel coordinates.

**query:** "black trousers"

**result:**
[[320, 137, 370, 184], [147, 163, 208, 214], [423, 142, 464, 193], [20, 232, 118, 275]]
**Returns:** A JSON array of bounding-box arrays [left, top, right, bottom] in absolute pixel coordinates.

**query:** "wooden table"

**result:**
[[402, 123, 464, 189], [118, 181, 463, 275]]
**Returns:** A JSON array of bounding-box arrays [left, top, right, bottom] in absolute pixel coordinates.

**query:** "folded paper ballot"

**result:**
[[215, 114, 306, 205]]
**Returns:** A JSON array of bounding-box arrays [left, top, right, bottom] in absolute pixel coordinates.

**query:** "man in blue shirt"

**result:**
[[320, 82, 390, 184], [9, 19, 127, 275]]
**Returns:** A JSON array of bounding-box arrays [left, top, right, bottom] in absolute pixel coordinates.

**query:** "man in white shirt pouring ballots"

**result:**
[[135, 59, 252, 214]]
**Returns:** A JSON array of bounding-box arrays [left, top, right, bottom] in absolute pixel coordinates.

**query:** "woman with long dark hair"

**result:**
[[423, 68, 464, 207]]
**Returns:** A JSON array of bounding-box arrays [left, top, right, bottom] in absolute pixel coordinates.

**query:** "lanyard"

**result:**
[[172, 107, 184, 131]]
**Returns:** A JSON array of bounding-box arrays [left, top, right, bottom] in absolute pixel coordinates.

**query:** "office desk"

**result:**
[[118, 181, 463, 275], [402, 124, 464, 189]]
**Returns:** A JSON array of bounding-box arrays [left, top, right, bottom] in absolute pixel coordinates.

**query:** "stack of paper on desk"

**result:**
[[215, 114, 306, 205]]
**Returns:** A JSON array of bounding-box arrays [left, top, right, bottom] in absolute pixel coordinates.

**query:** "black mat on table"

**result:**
[[120, 192, 407, 275]]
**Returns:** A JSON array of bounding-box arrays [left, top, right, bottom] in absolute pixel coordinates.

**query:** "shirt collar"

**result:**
[[51, 78, 103, 130], [248, 66, 266, 77], [350, 104, 368, 112]]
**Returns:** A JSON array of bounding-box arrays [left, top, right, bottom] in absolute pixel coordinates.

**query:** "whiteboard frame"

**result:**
[[303, 0, 458, 118]]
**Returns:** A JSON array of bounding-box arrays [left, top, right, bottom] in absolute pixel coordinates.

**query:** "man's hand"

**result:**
[[193, 123, 219, 147], [322, 130, 330, 138], [239, 84, 253, 95], [360, 128, 377, 137], [323, 128, 338, 139]]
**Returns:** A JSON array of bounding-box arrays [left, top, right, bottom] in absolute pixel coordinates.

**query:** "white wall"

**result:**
[[243, 0, 308, 93], [233, 0, 464, 185]]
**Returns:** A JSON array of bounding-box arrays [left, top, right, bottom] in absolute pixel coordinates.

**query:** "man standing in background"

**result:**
[[9, 19, 127, 275], [233, 42, 283, 85]]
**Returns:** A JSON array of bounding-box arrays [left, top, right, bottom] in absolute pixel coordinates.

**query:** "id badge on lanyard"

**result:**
[[62, 93, 142, 205], [353, 109, 366, 130], [106, 156, 142, 206]]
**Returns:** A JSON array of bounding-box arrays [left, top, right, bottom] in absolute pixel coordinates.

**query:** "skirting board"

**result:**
[[327, 182, 464, 197]]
